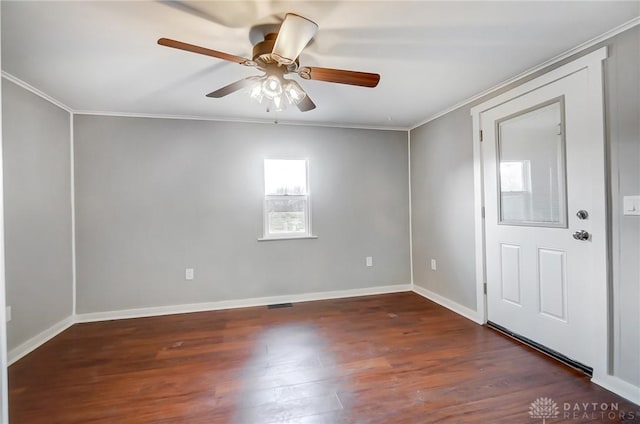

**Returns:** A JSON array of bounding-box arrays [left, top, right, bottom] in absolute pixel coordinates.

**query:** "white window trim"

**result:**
[[260, 158, 316, 241], [257, 235, 318, 242]]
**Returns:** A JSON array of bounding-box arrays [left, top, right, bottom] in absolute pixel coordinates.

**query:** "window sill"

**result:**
[[258, 235, 319, 242]]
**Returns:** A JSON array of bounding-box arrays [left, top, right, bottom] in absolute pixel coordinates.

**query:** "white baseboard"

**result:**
[[8, 285, 639, 408], [10, 285, 411, 364], [75, 284, 412, 323], [412, 284, 484, 325], [410, 285, 640, 405], [8, 315, 75, 365], [592, 374, 640, 406]]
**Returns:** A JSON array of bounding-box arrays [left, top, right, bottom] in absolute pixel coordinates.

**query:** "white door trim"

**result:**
[[470, 47, 608, 378]]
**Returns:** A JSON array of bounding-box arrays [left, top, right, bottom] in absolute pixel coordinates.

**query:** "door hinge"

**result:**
[[481, 206, 485, 218], [483, 282, 487, 294], [480, 130, 484, 142]]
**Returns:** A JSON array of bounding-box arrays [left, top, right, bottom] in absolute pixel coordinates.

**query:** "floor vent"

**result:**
[[267, 303, 293, 309], [487, 321, 593, 376]]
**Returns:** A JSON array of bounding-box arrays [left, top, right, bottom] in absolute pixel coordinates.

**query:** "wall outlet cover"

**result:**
[[185, 268, 194, 280]]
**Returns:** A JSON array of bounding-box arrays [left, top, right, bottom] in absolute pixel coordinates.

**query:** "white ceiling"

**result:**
[[2, 1, 639, 129]]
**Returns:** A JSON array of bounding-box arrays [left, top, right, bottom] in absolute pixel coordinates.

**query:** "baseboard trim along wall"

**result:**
[[412, 284, 484, 325], [8, 315, 75, 365], [411, 285, 640, 403], [8, 284, 640, 406], [74, 284, 412, 323], [8, 284, 411, 365], [592, 374, 640, 406]]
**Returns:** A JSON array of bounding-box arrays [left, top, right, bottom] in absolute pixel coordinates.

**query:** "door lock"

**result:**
[[576, 210, 589, 220], [572, 230, 590, 241]]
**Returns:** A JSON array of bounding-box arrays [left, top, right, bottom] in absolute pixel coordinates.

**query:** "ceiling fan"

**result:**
[[158, 13, 380, 112]]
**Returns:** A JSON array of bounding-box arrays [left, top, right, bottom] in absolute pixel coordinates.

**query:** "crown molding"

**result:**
[[409, 15, 640, 130], [73, 109, 409, 131], [1, 71, 408, 132], [1, 71, 73, 113], [6, 15, 639, 133]]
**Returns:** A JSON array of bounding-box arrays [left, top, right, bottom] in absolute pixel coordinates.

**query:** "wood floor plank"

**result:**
[[9, 292, 640, 423]]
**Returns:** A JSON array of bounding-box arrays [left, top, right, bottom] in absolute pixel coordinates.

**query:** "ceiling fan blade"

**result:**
[[158, 38, 254, 66], [298, 67, 380, 88], [271, 13, 318, 65], [206, 77, 258, 98], [296, 95, 316, 112]]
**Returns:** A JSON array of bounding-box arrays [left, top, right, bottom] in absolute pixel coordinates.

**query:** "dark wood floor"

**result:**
[[9, 292, 640, 423]]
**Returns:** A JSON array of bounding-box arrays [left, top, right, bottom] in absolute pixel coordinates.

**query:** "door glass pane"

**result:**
[[497, 100, 567, 227]]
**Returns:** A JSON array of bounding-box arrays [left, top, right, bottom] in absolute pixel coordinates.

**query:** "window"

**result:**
[[497, 100, 566, 226], [262, 159, 312, 239], [499, 160, 532, 193]]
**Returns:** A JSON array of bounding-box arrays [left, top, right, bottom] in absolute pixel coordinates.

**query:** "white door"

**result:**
[[480, 63, 606, 369]]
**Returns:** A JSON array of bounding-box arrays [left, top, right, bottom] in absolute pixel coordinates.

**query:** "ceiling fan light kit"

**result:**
[[158, 12, 380, 112], [246, 72, 307, 112], [248, 74, 307, 112]]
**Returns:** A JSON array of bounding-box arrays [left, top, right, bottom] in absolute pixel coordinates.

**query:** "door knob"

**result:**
[[572, 230, 590, 241], [576, 210, 588, 220]]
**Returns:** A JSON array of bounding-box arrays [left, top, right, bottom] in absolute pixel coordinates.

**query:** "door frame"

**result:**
[[470, 47, 609, 380]]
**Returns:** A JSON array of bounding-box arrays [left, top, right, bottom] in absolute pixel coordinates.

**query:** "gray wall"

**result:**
[[0, 14, 7, 418], [74, 116, 410, 313], [2, 79, 73, 351], [410, 109, 476, 310], [410, 26, 640, 386], [606, 26, 640, 387]]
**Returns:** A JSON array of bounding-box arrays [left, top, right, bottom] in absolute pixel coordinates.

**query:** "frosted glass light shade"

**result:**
[[262, 75, 283, 98], [284, 80, 306, 104]]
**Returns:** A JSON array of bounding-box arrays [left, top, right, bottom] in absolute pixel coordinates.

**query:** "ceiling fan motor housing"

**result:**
[[253, 33, 299, 72]]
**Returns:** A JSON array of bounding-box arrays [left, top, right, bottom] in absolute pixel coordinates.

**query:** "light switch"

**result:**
[[623, 196, 640, 216], [366, 256, 373, 267]]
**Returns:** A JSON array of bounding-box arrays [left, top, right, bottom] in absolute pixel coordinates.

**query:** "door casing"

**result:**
[[470, 47, 609, 380]]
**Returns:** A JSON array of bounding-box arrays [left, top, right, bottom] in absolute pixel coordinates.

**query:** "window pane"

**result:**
[[266, 198, 307, 234], [500, 161, 530, 192], [264, 159, 307, 195], [498, 100, 567, 226]]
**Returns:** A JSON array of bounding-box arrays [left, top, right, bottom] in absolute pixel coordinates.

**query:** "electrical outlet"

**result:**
[[6, 306, 11, 322], [185, 268, 194, 280], [431, 259, 437, 271], [366, 256, 373, 267]]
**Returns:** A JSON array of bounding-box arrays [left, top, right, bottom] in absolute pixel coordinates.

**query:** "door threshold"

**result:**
[[487, 321, 593, 376]]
